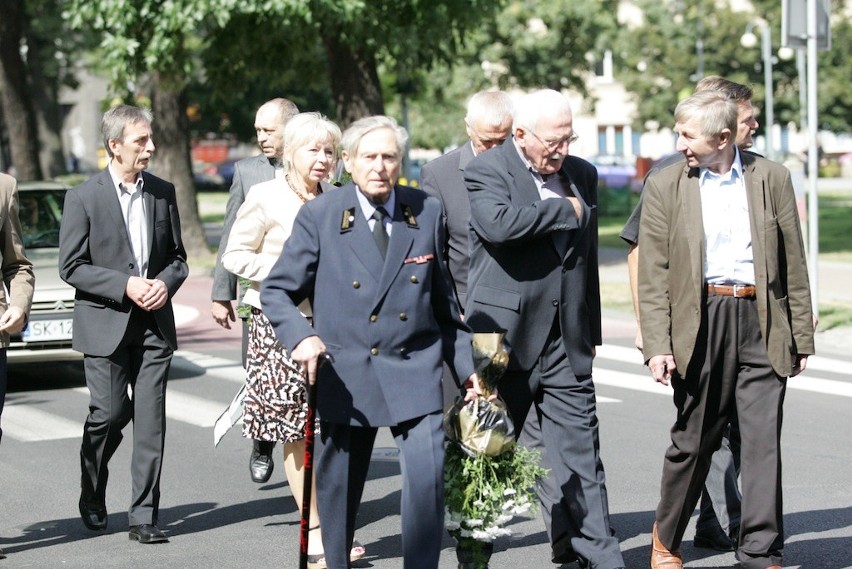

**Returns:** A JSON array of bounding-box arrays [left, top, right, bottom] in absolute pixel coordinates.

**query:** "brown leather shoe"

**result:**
[[651, 523, 683, 569]]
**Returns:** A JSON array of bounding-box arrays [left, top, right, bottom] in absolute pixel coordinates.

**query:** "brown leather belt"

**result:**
[[706, 283, 756, 298]]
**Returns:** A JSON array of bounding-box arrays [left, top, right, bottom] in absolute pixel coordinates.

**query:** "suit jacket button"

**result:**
[[353, 281, 360, 289], [552, 299, 558, 306], [399, 347, 406, 355], [129, 263, 134, 269], [370, 347, 378, 356], [370, 314, 378, 323], [399, 312, 407, 321], [410, 275, 418, 283]]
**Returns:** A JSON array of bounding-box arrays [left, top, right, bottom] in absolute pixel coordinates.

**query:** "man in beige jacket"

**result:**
[[0, 172, 35, 559], [638, 92, 813, 569]]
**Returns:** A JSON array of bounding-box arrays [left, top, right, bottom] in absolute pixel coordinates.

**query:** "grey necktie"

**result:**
[[371, 207, 389, 258]]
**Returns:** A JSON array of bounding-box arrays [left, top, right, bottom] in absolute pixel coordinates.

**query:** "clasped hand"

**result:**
[[126, 276, 168, 311]]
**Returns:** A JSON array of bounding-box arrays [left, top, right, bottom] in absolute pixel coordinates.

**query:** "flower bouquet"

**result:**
[[444, 333, 548, 567]]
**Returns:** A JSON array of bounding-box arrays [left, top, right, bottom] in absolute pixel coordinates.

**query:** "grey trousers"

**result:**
[[502, 318, 624, 569]]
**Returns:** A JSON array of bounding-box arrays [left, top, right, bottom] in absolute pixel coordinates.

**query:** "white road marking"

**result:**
[[594, 344, 852, 398], [2, 404, 81, 441]]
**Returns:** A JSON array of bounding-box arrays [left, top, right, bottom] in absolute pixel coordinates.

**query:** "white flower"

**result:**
[[503, 488, 516, 496], [472, 500, 485, 509], [464, 518, 484, 528], [494, 514, 513, 525], [445, 518, 461, 531], [511, 502, 532, 515], [470, 529, 496, 542], [501, 499, 515, 510], [458, 529, 472, 538]]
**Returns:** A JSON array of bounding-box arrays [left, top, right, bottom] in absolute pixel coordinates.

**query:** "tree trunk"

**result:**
[[150, 74, 211, 262], [322, 34, 384, 127], [0, 0, 43, 180], [26, 31, 67, 178]]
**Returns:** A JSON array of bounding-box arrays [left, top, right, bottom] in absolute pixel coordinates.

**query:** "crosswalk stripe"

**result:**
[[70, 386, 225, 428], [173, 350, 245, 384], [2, 404, 81, 441], [595, 346, 852, 398], [596, 342, 852, 376]]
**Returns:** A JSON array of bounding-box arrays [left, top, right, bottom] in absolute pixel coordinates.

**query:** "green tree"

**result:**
[[0, 0, 42, 180], [611, 0, 851, 134], [64, 0, 503, 257]]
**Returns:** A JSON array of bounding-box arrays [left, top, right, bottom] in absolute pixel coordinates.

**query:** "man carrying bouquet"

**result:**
[[465, 89, 625, 569]]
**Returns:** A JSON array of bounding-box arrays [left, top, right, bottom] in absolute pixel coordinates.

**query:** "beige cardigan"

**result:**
[[222, 177, 312, 317], [0, 173, 35, 347]]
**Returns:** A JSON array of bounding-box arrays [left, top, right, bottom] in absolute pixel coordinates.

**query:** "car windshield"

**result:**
[[19, 189, 65, 249]]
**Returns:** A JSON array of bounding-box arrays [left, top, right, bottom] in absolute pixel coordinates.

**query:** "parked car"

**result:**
[[9, 181, 79, 363], [194, 158, 239, 190], [589, 155, 638, 189]]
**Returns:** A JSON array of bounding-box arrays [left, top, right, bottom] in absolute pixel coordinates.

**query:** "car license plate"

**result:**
[[22, 319, 73, 342]]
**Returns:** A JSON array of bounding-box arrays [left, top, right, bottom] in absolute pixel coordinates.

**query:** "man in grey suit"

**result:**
[[59, 105, 188, 544], [465, 89, 625, 569], [210, 97, 298, 482], [261, 115, 480, 569], [421, 90, 513, 311], [639, 92, 813, 569]]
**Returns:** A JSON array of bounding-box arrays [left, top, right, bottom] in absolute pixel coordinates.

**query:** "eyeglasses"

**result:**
[[529, 130, 579, 151]]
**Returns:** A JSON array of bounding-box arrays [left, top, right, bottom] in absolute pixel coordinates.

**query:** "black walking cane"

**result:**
[[299, 352, 334, 569]]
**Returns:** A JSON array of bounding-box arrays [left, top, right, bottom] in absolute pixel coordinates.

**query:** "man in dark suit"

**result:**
[[464, 89, 625, 569], [261, 115, 479, 569], [421, 90, 513, 311], [59, 105, 188, 544], [621, 77, 760, 553], [210, 97, 298, 482], [639, 91, 813, 569]]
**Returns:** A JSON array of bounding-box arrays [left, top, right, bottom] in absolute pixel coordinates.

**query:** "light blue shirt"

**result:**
[[699, 148, 754, 285]]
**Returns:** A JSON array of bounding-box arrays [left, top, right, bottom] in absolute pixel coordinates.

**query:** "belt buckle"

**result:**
[[732, 284, 749, 297]]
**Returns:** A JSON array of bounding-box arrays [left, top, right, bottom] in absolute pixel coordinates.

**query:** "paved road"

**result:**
[[2, 276, 851, 568]]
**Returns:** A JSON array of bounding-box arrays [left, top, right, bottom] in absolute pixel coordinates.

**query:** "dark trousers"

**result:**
[[501, 317, 624, 569], [80, 309, 172, 526], [0, 349, 6, 443], [656, 296, 785, 569], [316, 412, 445, 569]]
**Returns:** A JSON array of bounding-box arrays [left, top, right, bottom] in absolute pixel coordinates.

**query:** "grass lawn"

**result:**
[[196, 185, 852, 329]]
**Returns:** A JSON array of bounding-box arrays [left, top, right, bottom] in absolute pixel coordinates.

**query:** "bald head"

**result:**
[[255, 98, 299, 159]]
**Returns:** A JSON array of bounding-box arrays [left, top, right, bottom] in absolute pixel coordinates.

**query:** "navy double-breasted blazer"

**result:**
[[260, 182, 474, 427]]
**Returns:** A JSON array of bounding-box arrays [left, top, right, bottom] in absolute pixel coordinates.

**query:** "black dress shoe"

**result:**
[[79, 497, 107, 531], [551, 548, 578, 564], [693, 524, 737, 552], [129, 524, 169, 544], [249, 440, 274, 483]]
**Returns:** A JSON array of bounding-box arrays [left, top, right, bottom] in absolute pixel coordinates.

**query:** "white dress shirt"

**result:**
[[699, 148, 754, 285], [109, 165, 148, 278]]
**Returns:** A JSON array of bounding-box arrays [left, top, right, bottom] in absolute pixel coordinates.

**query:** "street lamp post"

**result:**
[[741, 22, 775, 161]]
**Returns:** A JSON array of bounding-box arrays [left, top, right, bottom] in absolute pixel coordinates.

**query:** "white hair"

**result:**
[[340, 115, 408, 157], [512, 89, 573, 133], [465, 91, 513, 128]]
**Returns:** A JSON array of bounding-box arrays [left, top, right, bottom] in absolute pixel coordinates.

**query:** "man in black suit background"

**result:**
[[210, 97, 298, 482], [59, 105, 188, 544], [465, 89, 625, 568], [421, 90, 513, 311]]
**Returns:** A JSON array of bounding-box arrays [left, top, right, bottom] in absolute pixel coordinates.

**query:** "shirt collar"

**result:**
[[108, 161, 144, 194], [700, 147, 743, 185], [356, 185, 396, 220]]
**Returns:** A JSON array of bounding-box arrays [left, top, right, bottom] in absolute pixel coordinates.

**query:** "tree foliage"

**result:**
[[610, 0, 851, 133]]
